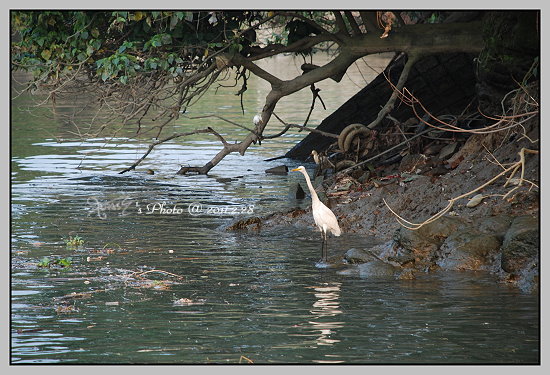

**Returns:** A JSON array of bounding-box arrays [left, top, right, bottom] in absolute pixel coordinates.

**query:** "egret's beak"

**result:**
[[291, 168, 300, 172]]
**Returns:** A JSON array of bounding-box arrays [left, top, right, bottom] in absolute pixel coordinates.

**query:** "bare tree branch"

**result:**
[[263, 112, 339, 140], [248, 34, 336, 61], [366, 53, 420, 129], [119, 128, 216, 174], [333, 11, 349, 35], [229, 54, 283, 87], [344, 11, 362, 36], [359, 11, 379, 33]]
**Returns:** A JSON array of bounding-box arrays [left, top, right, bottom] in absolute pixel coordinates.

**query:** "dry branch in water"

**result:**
[[384, 148, 538, 230]]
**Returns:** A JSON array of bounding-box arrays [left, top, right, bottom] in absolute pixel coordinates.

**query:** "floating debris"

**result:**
[[173, 298, 206, 306]]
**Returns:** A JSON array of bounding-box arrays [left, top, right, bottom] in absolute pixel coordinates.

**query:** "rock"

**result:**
[[393, 216, 468, 269], [466, 193, 485, 208], [437, 142, 459, 160], [387, 255, 416, 267], [394, 215, 466, 249], [515, 259, 539, 293], [336, 267, 360, 276], [265, 165, 288, 175], [397, 269, 416, 280], [357, 260, 398, 278], [344, 248, 378, 264], [477, 215, 513, 237], [227, 217, 262, 231], [288, 182, 306, 199], [446, 134, 484, 168], [436, 230, 502, 271], [501, 215, 539, 274]]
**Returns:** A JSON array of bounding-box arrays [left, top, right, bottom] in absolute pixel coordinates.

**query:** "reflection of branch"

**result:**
[[384, 148, 539, 230], [119, 127, 222, 174]]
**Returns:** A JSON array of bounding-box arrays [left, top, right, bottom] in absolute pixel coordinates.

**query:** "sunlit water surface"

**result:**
[[11, 54, 538, 364]]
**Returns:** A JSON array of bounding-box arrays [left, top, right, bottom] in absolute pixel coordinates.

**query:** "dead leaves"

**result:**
[[378, 11, 396, 38]]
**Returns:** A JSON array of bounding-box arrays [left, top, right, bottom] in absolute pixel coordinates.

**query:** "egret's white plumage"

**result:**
[[291, 166, 341, 262]]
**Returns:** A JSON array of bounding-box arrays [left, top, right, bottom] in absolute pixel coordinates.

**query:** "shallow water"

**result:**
[[11, 54, 539, 364]]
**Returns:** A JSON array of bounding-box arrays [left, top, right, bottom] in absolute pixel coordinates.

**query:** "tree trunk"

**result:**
[[285, 52, 478, 159]]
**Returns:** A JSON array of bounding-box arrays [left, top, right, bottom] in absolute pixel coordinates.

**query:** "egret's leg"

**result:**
[[323, 231, 328, 262], [319, 232, 325, 261]]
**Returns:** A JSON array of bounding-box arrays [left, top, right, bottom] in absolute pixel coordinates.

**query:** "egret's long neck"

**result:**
[[301, 170, 319, 202]]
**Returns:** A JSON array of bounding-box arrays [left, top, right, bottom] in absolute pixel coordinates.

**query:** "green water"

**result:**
[[11, 54, 539, 364]]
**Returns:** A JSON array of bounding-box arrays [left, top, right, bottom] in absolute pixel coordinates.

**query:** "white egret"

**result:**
[[291, 166, 341, 263]]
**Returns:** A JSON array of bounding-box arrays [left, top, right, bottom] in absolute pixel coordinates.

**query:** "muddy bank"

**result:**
[[228, 114, 539, 293]]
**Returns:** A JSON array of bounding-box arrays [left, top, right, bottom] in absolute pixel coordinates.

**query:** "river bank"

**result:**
[[228, 104, 539, 293]]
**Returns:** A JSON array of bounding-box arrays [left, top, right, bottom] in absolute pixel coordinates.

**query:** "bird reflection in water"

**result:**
[[307, 282, 344, 347]]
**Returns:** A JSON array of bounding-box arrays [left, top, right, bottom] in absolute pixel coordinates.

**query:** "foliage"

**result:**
[[65, 235, 84, 247], [11, 11, 491, 175], [12, 11, 271, 84], [37, 256, 73, 268]]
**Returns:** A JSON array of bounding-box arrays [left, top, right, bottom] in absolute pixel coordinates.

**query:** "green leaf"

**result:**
[[38, 256, 50, 268], [96, 58, 106, 68], [134, 11, 144, 22], [161, 34, 172, 45], [119, 75, 128, 84], [91, 39, 102, 50], [170, 14, 179, 30], [41, 49, 51, 60], [57, 257, 72, 267]]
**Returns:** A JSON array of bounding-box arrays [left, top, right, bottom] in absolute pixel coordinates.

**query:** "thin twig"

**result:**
[[130, 269, 185, 280]]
